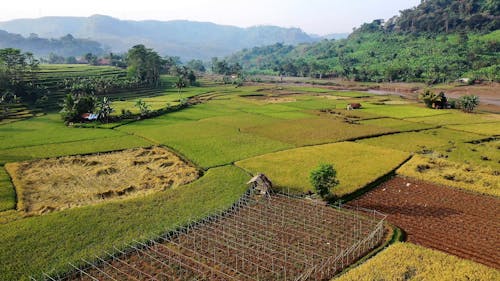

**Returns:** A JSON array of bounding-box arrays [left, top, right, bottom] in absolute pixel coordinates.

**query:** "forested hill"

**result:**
[[0, 30, 105, 58], [385, 0, 499, 33], [227, 0, 500, 83], [0, 15, 316, 60]]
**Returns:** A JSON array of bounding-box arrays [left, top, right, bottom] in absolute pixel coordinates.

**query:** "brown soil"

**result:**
[[5, 146, 199, 215], [349, 176, 500, 268], [249, 79, 500, 112]]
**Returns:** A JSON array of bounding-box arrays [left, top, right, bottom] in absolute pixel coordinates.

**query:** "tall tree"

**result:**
[[0, 48, 44, 104], [126, 45, 164, 87]]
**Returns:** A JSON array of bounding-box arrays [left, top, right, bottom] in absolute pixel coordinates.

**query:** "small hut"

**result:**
[[247, 173, 272, 196], [346, 103, 362, 110]]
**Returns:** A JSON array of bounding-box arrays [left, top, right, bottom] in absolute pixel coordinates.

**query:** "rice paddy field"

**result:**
[[236, 142, 409, 195], [0, 75, 499, 280], [335, 243, 500, 281]]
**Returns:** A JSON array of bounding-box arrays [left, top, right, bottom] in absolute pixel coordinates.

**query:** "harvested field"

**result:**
[[59, 194, 386, 281], [5, 146, 199, 215], [349, 176, 500, 268]]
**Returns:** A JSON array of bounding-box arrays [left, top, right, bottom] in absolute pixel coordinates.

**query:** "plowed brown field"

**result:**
[[349, 176, 500, 268]]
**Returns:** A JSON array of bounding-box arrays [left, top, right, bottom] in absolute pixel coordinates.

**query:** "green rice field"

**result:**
[[1, 76, 498, 280]]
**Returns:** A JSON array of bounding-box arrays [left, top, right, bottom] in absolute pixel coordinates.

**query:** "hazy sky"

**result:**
[[1, 0, 421, 35]]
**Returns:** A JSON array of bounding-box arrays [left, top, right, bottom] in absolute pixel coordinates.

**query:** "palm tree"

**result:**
[[98, 97, 113, 123], [175, 76, 186, 102]]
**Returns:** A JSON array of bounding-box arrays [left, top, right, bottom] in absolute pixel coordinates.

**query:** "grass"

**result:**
[[446, 122, 500, 136], [242, 118, 394, 146], [335, 242, 500, 281], [397, 155, 499, 197], [0, 167, 15, 212], [121, 119, 293, 168], [284, 87, 373, 98], [236, 142, 409, 196], [406, 111, 500, 125], [318, 108, 382, 120], [0, 135, 153, 165], [0, 165, 249, 281], [6, 147, 199, 215], [357, 128, 485, 153], [359, 118, 436, 132], [0, 114, 127, 150], [110, 87, 216, 116], [360, 104, 449, 118]]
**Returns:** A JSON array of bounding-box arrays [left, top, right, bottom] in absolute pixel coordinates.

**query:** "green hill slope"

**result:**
[[227, 0, 500, 83]]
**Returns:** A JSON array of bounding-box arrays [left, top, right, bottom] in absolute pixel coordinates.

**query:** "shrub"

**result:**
[[418, 90, 447, 109], [458, 95, 480, 113], [60, 93, 97, 123], [419, 90, 438, 108], [310, 163, 339, 198], [134, 99, 151, 117]]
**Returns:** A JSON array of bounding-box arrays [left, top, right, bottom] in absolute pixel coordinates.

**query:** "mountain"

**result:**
[[0, 30, 105, 58], [226, 0, 500, 83], [0, 15, 317, 60]]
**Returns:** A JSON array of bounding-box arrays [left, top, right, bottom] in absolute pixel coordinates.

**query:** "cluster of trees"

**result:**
[[0, 48, 48, 115], [211, 58, 243, 76], [57, 45, 203, 123], [58, 76, 143, 96], [384, 0, 499, 33], [125, 45, 202, 88], [419, 90, 480, 112], [229, 29, 499, 83], [227, 0, 499, 83], [126, 45, 164, 87]]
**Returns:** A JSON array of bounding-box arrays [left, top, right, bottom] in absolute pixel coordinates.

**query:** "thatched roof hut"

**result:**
[[247, 173, 272, 196]]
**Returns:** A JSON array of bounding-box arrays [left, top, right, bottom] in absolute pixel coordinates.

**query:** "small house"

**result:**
[[81, 113, 99, 121]]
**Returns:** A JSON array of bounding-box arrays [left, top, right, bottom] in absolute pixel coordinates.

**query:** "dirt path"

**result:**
[[349, 176, 500, 268]]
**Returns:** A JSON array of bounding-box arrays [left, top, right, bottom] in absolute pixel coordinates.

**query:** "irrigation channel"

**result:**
[[37, 192, 387, 281]]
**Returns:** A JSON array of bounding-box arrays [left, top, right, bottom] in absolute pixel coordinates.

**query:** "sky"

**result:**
[[0, 0, 421, 35]]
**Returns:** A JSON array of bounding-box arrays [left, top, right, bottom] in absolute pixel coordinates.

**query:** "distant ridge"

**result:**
[[0, 15, 318, 60], [0, 30, 105, 58]]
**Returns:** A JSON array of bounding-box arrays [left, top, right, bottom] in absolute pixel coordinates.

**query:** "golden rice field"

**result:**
[[335, 243, 500, 281], [236, 142, 409, 196], [397, 155, 500, 197]]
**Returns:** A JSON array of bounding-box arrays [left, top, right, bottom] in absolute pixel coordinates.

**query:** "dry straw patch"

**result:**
[[5, 147, 199, 215]]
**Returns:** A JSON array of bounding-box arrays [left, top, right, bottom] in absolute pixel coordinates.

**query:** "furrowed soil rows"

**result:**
[[349, 176, 500, 268], [60, 194, 386, 281]]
